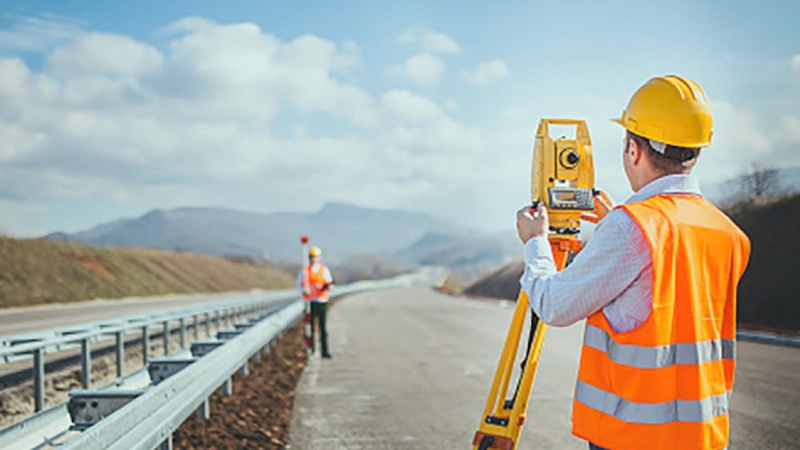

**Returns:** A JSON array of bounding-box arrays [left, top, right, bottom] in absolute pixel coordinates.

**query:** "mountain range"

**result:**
[[46, 202, 520, 271]]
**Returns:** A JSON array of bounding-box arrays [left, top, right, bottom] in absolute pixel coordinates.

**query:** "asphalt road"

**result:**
[[290, 287, 800, 450], [0, 289, 275, 336]]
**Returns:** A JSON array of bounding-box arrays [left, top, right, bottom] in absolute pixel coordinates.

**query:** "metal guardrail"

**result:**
[[0, 289, 299, 363], [61, 300, 304, 450], [737, 330, 800, 348], [0, 268, 447, 450], [0, 290, 299, 412]]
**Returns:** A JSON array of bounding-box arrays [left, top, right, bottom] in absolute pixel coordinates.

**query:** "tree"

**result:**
[[724, 163, 786, 215], [739, 163, 782, 199]]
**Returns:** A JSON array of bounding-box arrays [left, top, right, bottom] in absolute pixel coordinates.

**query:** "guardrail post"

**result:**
[[205, 312, 211, 337], [240, 362, 249, 376], [142, 325, 150, 367], [179, 318, 186, 349], [214, 311, 221, 332], [158, 433, 173, 450], [33, 348, 45, 412], [193, 314, 199, 340], [223, 377, 233, 396], [115, 331, 124, 378], [196, 398, 210, 419], [162, 321, 170, 355], [81, 338, 91, 389]]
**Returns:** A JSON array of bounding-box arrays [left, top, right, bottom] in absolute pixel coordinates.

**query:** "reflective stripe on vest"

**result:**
[[571, 194, 750, 450], [576, 379, 731, 424], [584, 324, 736, 369]]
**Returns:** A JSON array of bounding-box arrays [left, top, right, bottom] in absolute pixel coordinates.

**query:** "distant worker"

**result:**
[[297, 245, 334, 358], [516, 75, 750, 449]]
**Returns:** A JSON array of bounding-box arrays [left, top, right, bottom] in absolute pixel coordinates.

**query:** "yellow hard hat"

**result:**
[[612, 75, 712, 148], [309, 246, 322, 257]]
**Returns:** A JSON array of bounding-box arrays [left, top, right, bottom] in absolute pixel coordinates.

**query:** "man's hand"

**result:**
[[580, 190, 614, 224], [517, 203, 549, 243]]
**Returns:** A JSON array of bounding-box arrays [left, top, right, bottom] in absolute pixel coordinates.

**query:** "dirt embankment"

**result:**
[[464, 193, 800, 334], [173, 323, 307, 449], [463, 260, 523, 301], [0, 236, 294, 308]]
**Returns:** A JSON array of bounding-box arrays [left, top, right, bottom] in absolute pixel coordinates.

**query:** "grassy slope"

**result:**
[[0, 236, 294, 308], [463, 193, 800, 333]]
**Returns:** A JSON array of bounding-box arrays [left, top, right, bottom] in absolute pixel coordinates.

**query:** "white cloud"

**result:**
[[0, 13, 85, 52], [387, 53, 444, 86], [47, 33, 164, 77], [380, 89, 443, 124], [160, 16, 216, 34], [0, 58, 31, 97], [396, 27, 460, 54], [791, 54, 800, 72], [460, 60, 510, 85], [0, 19, 382, 198], [779, 114, 800, 142], [151, 20, 376, 124], [1, 17, 513, 237], [711, 101, 770, 154], [693, 101, 800, 186]]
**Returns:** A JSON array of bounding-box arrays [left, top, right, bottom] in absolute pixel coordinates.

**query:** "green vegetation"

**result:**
[[0, 236, 294, 308]]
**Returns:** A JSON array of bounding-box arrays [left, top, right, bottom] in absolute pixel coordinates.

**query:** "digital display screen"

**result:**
[[553, 191, 576, 202], [548, 187, 594, 210]]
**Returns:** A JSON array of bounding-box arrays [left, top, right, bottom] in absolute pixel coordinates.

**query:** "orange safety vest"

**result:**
[[572, 194, 750, 450], [302, 263, 330, 302]]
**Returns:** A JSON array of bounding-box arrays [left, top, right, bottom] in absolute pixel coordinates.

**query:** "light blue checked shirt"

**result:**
[[520, 174, 702, 332]]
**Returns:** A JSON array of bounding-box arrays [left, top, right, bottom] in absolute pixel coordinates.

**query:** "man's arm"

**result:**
[[518, 209, 650, 327], [322, 266, 334, 291], [297, 269, 309, 295]]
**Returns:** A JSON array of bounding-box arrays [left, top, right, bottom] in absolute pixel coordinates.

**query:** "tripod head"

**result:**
[[531, 119, 595, 234]]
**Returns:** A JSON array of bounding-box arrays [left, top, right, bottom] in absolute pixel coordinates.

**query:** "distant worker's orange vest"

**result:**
[[302, 264, 330, 302], [572, 194, 750, 450]]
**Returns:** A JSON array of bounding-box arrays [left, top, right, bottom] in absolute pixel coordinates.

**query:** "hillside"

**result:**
[[729, 193, 800, 332], [0, 236, 294, 308], [463, 260, 524, 300], [397, 230, 519, 279], [46, 202, 461, 264], [464, 193, 800, 333]]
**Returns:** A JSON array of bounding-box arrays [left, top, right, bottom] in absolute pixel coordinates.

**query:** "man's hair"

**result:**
[[627, 131, 700, 174]]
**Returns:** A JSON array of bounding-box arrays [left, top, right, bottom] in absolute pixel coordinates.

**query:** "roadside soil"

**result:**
[[173, 323, 307, 449]]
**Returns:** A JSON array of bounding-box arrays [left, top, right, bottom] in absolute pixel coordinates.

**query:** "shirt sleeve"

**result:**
[[520, 210, 650, 327], [296, 269, 305, 293], [323, 267, 333, 284]]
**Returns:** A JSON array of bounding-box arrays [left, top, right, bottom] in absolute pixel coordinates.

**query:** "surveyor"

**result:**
[[297, 246, 334, 358], [515, 75, 750, 450]]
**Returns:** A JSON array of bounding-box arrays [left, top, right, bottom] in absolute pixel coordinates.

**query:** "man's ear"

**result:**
[[628, 138, 644, 166]]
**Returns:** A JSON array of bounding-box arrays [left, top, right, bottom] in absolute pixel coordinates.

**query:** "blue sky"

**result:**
[[1, 1, 798, 236]]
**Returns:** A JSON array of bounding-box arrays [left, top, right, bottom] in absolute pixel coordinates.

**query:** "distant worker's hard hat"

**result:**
[[309, 246, 322, 257], [612, 75, 712, 148]]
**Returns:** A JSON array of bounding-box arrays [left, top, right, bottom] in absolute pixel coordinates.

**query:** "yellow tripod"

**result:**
[[472, 119, 595, 450]]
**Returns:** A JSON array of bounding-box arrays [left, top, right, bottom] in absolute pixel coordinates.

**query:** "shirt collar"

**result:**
[[624, 174, 702, 204]]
